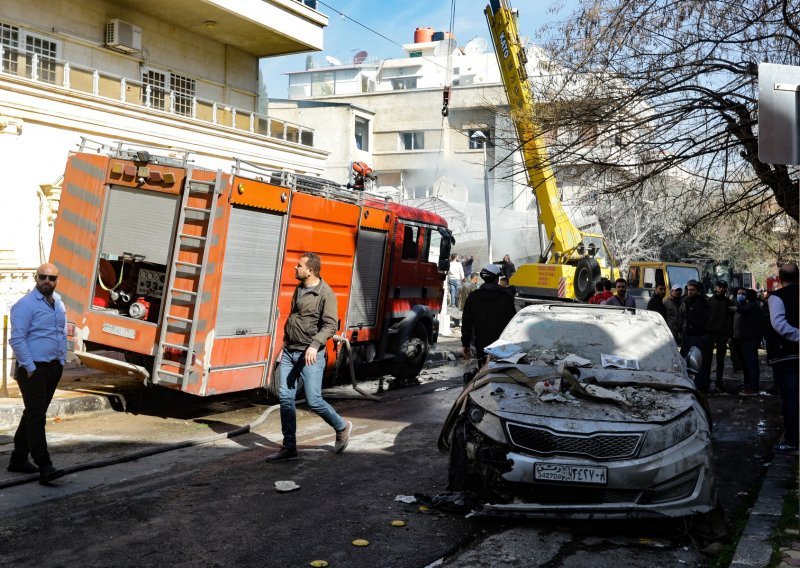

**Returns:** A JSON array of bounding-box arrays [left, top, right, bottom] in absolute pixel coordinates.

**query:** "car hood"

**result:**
[[467, 364, 696, 424]]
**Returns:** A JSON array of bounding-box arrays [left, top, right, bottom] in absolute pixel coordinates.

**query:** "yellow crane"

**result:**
[[485, 0, 618, 300]]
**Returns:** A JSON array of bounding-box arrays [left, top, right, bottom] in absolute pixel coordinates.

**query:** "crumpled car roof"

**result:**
[[487, 304, 684, 374]]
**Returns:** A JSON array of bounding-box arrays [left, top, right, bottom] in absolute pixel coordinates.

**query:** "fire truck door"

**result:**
[[205, 205, 284, 394]]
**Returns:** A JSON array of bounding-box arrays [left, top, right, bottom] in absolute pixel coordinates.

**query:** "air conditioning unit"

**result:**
[[105, 19, 142, 53]]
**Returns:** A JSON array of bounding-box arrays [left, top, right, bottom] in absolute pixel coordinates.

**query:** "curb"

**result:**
[[0, 391, 115, 431], [730, 453, 798, 567]]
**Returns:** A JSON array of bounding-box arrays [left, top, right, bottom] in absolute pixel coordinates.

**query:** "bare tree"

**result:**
[[529, 0, 799, 228]]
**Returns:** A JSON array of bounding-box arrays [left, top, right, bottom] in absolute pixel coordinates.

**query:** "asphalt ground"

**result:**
[[0, 338, 795, 567]]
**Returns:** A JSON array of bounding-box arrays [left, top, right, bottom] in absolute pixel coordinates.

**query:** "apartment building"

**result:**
[[0, 0, 329, 316]]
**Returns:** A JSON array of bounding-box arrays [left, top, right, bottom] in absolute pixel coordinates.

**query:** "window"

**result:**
[[400, 131, 424, 150], [468, 129, 490, 149], [142, 68, 167, 110], [354, 116, 369, 151], [25, 32, 57, 84], [142, 68, 196, 116], [424, 228, 441, 263], [391, 77, 417, 90], [0, 23, 19, 74], [170, 73, 195, 117], [311, 71, 334, 96], [401, 225, 419, 260]]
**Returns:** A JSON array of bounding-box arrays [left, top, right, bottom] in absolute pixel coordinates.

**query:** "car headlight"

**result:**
[[638, 410, 697, 457]]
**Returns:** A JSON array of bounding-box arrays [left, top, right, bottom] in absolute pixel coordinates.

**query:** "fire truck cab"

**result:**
[[51, 144, 453, 396]]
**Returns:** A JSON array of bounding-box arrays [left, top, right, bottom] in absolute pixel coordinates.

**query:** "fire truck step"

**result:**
[[156, 370, 183, 381], [175, 260, 202, 268], [178, 233, 207, 241], [170, 287, 198, 296], [165, 315, 193, 323], [187, 180, 215, 191], [162, 342, 189, 351], [184, 206, 211, 213]]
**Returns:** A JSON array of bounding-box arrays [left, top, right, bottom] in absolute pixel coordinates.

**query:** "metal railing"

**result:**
[[0, 45, 314, 147]]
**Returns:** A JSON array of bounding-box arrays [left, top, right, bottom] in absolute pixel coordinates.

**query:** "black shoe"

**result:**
[[38, 465, 66, 485], [7, 460, 39, 474], [265, 447, 298, 462]]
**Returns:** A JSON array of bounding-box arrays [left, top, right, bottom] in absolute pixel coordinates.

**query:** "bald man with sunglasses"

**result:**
[[7, 263, 68, 484]]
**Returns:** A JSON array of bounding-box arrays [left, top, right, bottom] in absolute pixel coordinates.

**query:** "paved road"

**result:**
[[0, 361, 783, 567]]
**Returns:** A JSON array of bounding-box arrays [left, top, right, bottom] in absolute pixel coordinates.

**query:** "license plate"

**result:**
[[534, 463, 608, 485], [102, 323, 136, 339]]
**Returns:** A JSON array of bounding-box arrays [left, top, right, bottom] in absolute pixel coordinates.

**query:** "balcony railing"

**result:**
[[0, 46, 314, 147]]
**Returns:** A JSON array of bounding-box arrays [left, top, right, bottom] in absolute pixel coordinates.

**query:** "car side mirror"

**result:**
[[687, 346, 702, 375]]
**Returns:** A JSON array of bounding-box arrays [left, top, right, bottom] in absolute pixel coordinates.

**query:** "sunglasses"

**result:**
[[37, 274, 58, 282]]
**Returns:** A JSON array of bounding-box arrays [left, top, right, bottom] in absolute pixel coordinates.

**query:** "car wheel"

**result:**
[[573, 257, 601, 301], [393, 324, 430, 381], [447, 414, 477, 492]]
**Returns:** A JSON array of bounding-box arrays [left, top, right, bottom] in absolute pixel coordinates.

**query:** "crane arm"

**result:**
[[485, 0, 583, 260]]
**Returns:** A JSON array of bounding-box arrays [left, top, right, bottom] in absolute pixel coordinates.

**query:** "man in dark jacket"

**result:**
[[707, 281, 735, 392], [663, 285, 683, 342], [461, 264, 517, 366], [734, 288, 763, 396], [266, 252, 352, 462], [680, 280, 711, 392], [765, 263, 799, 453], [646, 283, 667, 318], [500, 254, 516, 280]]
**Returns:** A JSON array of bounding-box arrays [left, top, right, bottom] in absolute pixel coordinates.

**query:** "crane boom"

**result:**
[[484, 0, 582, 256], [484, 0, 618, 301]]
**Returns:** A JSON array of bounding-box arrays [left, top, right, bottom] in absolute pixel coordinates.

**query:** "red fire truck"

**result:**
[[50, 144, 453, 396]]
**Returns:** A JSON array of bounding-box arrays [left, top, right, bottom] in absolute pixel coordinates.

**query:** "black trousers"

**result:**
[[12, 361, 63, 467], [708, 332, 729, 384]]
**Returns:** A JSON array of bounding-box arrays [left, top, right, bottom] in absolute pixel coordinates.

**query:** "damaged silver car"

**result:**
[[439, 303, 717, 518]]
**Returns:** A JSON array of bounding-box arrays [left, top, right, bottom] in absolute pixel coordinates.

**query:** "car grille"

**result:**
[[506, 423, 642, 460]]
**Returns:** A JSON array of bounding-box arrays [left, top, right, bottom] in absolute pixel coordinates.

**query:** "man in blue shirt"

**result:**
[[8, 263, 68, 484]]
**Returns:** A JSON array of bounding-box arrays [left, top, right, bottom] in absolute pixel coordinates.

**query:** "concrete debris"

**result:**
[[394, 495, 418, 504], [584, 384, 631, 406], [274, 480, 300, 492]]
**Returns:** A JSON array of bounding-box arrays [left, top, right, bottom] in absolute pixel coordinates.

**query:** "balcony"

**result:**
[[107, 0, 328, 57], [0, 47, 314, 147]]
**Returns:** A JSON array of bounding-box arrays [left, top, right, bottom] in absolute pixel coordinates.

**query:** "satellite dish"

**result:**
[[325, 55, 342, 66], [464, 37, 488, 55], [433, 38, 457, 57], [353, 50, 368, 64]]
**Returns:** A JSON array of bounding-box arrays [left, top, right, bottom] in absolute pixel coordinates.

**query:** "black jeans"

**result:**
[[708, 332, 729, 384], [773, 362, 799, 446], [12, 361, 63, 467]]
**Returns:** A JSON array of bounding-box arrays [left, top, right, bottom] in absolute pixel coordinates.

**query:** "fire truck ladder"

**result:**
[[152, 168, 223, 388]]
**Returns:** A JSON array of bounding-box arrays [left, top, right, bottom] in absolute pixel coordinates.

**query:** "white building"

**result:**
[[0, 0, 330, 318], [270, 29, 595, 263]]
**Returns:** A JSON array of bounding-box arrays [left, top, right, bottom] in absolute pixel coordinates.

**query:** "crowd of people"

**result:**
[[642, 263, 798, 454]]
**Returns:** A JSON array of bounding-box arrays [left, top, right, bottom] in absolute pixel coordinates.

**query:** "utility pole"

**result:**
[[471, 131, 493, 262]]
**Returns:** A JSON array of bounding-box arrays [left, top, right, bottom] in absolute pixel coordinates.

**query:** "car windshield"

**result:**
[[667, 266, 700, 290], [491, 305, 683, 374]]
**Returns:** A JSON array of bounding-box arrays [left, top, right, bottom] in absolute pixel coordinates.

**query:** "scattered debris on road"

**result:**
[[274, 480, 300, 492]]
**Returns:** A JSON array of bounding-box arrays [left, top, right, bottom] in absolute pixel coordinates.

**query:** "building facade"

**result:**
[[0, 0, 330, 327]]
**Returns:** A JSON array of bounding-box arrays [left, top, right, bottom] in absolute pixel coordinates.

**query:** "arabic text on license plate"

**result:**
[[534, 463, 607, 485], [102, 323, 136, 340]]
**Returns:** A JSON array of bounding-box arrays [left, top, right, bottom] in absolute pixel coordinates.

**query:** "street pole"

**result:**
[[1, 314, 8, 397], [483, 147, 493, 263]]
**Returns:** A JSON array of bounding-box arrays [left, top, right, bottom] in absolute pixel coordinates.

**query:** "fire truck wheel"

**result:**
[[573, 257, 601, 301], [394, 324, 429, 381]]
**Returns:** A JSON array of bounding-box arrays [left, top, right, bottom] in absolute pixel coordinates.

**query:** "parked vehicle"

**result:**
[[51, 143, 453, 396], [439, 303, 717, 518], [626, 261, 701, 309]]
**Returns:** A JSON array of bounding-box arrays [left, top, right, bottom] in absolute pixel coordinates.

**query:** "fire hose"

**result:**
[[0, 338, 381, 490]]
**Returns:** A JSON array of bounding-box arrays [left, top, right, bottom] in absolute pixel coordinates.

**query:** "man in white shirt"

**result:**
[[446, 254, 464, 308]]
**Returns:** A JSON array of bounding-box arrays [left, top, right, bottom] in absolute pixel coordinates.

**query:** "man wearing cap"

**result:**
[[707, 281, 735, 392], [461, 264, 517, 366], [663, 285, 683, 342], [646, 283, 667, 318]]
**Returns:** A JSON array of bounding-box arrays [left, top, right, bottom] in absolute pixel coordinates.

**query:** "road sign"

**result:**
[[758, 63, 800, 165]]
